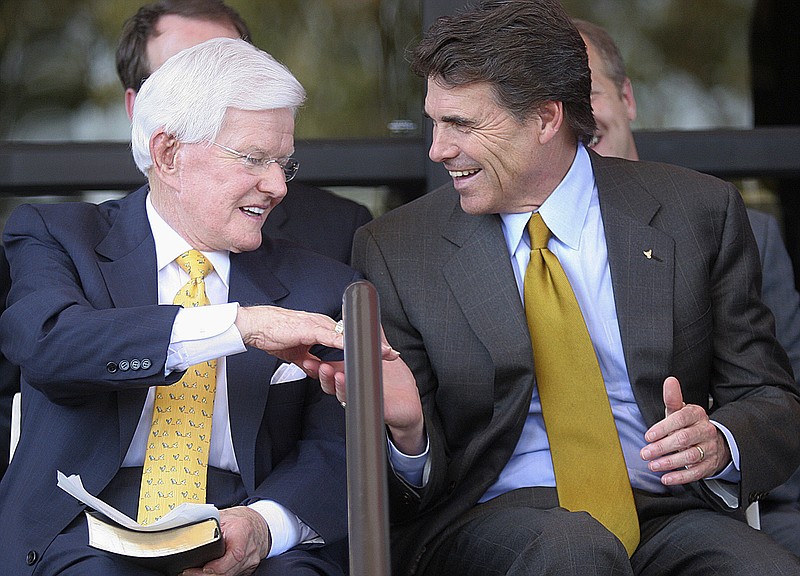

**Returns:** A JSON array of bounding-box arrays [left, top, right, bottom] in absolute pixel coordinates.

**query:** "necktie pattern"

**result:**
[[137, 250, 217, 525], [524, 213, 640, 555]]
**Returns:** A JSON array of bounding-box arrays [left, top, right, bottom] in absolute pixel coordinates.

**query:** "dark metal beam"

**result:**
[[0, 138, 427, 196], [3, 127, 800, 197], [635, 126, 800, 179]]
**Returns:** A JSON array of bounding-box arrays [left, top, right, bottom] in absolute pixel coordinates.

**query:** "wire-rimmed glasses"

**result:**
[[208, 140, 300, 182]]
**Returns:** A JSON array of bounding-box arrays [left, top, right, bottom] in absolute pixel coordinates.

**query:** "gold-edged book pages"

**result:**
[[86, 511, 224, 575]]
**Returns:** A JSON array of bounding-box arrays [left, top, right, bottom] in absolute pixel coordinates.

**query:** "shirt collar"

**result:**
[[145, 193, 231, 286], [500, 143, 595, 255]]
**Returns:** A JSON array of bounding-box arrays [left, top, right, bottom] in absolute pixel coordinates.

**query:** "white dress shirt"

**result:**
[[121, 194, 316, 556]]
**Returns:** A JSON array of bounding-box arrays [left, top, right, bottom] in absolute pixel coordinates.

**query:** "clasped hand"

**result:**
[[640, 376, 731, 485]]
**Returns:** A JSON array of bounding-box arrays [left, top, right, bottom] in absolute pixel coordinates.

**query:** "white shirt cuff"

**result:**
[[166, 302, 246, 373], [248, 500, 320, 558]]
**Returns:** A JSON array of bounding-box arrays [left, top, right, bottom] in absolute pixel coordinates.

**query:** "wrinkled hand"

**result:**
[[317, 334, 425, 456], [235, 306, 344, 377], [181, 506, 270, 576], [640, 376, 731, 485], [236, 307, 399, 378]]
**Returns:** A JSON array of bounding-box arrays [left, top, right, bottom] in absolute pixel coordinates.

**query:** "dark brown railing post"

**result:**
[[343, 280, 391, 576]]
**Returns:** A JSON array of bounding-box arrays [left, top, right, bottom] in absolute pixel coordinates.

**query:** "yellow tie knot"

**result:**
[[528, 213, 552, 250], [175, 250, 214, 281]]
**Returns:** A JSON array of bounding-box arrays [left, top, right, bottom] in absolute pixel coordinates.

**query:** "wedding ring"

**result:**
[[695, 445, 705, 462], [334, 320, 344, 334]]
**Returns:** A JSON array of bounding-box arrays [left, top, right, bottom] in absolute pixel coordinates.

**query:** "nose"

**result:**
[[428, 124, 457, 163], [256, 163, 288, 199]]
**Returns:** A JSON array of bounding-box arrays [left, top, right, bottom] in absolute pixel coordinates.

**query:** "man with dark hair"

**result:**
[[326, 0, 800, 574], [116, 0, 373, 266]]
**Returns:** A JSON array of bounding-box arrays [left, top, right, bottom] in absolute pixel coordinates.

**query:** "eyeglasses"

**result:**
[[208, 141, 300, 182]]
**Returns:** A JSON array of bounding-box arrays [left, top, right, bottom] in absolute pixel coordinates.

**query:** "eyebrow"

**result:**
[[423, 110, 477, 127]]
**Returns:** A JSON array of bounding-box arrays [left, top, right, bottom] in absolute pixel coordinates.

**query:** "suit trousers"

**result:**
[[420, 487, 800, 576], [36, 467, 347, 576]]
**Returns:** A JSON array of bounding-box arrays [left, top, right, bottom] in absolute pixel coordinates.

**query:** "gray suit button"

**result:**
[[119, 360, 130, 371], [106, 362, 118, 373], [141, 358, 152, 370], [131, 359, 141, 370]]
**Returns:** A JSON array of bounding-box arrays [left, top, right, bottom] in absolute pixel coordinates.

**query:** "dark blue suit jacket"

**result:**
[[0, 183, 371, 482], [0, 186, 357, 573]]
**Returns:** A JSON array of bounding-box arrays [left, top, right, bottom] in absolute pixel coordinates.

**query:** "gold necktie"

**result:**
[[524, 213, 639, 555], [137, 250, 217, 525]]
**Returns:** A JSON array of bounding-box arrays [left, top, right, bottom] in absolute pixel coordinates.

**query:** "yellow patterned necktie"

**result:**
[[524, 213, 639, 556], [137, 249, 217, 525]]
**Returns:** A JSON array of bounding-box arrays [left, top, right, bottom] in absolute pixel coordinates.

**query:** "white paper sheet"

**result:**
[[57, 471, 219, 532]]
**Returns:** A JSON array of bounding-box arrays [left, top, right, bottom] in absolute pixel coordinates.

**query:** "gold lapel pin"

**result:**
[[643, 249, 662, 262]]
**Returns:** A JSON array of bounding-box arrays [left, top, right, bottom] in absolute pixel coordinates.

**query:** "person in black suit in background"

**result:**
[[116, 0, 374, 264], [573, 17, 800, 556]]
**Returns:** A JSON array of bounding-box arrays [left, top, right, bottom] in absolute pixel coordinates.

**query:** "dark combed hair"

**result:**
[[115, 0, 252, 91], [411, 0, 596, 144]]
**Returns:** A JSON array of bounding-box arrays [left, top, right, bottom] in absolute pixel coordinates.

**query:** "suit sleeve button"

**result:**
[[119, 360, 130, 371], [106, 362, 118, 373], [141, 358, 152, 370], [26, 550, 38, 565], [130, 359, 141, 370]]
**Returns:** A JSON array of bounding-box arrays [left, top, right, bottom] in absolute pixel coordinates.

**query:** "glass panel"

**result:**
[[0, 0, 423, 141]]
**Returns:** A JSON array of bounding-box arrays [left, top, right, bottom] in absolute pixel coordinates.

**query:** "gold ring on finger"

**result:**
[[696, 445, 705, 462]]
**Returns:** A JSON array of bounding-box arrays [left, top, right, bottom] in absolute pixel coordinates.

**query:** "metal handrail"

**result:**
[[343, 280, 391, 576]]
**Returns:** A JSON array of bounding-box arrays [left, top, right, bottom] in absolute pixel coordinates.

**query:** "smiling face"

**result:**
[[425, 79, 571, 214], [583, 35, 638, 160], [150, 107, 294, 253]]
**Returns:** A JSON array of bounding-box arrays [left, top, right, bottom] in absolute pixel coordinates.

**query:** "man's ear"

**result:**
[[150, 131, 181, 180], [621, 77, 637, 123], [536, 101, 565, 145], [124, 88, 137, 121]]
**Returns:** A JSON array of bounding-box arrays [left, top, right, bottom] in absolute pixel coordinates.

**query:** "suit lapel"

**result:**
[[441, 201, 534, 473], [593, 155, 675, 424], [226, 247, 286, 491], [441, 205, 531, 371], [94, 186, 160, 460]]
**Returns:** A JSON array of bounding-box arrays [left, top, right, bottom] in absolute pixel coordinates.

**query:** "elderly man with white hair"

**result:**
[[0, 38, 383, 575]]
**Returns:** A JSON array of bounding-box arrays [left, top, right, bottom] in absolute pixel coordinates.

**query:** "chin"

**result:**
[[230, 236, 263, 254], [459, 196, 495, 216]]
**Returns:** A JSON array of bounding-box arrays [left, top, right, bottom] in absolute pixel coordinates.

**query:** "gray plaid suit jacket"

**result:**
[[352, 150, 800, 576]]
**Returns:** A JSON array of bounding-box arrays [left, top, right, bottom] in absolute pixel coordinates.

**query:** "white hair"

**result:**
[[131, 37, 306, 174]]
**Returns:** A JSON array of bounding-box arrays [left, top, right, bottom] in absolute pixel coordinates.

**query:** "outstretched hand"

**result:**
[[234, 306, 397, 378], [316, 331, 425, 456], [640, 376, 731, 485]]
